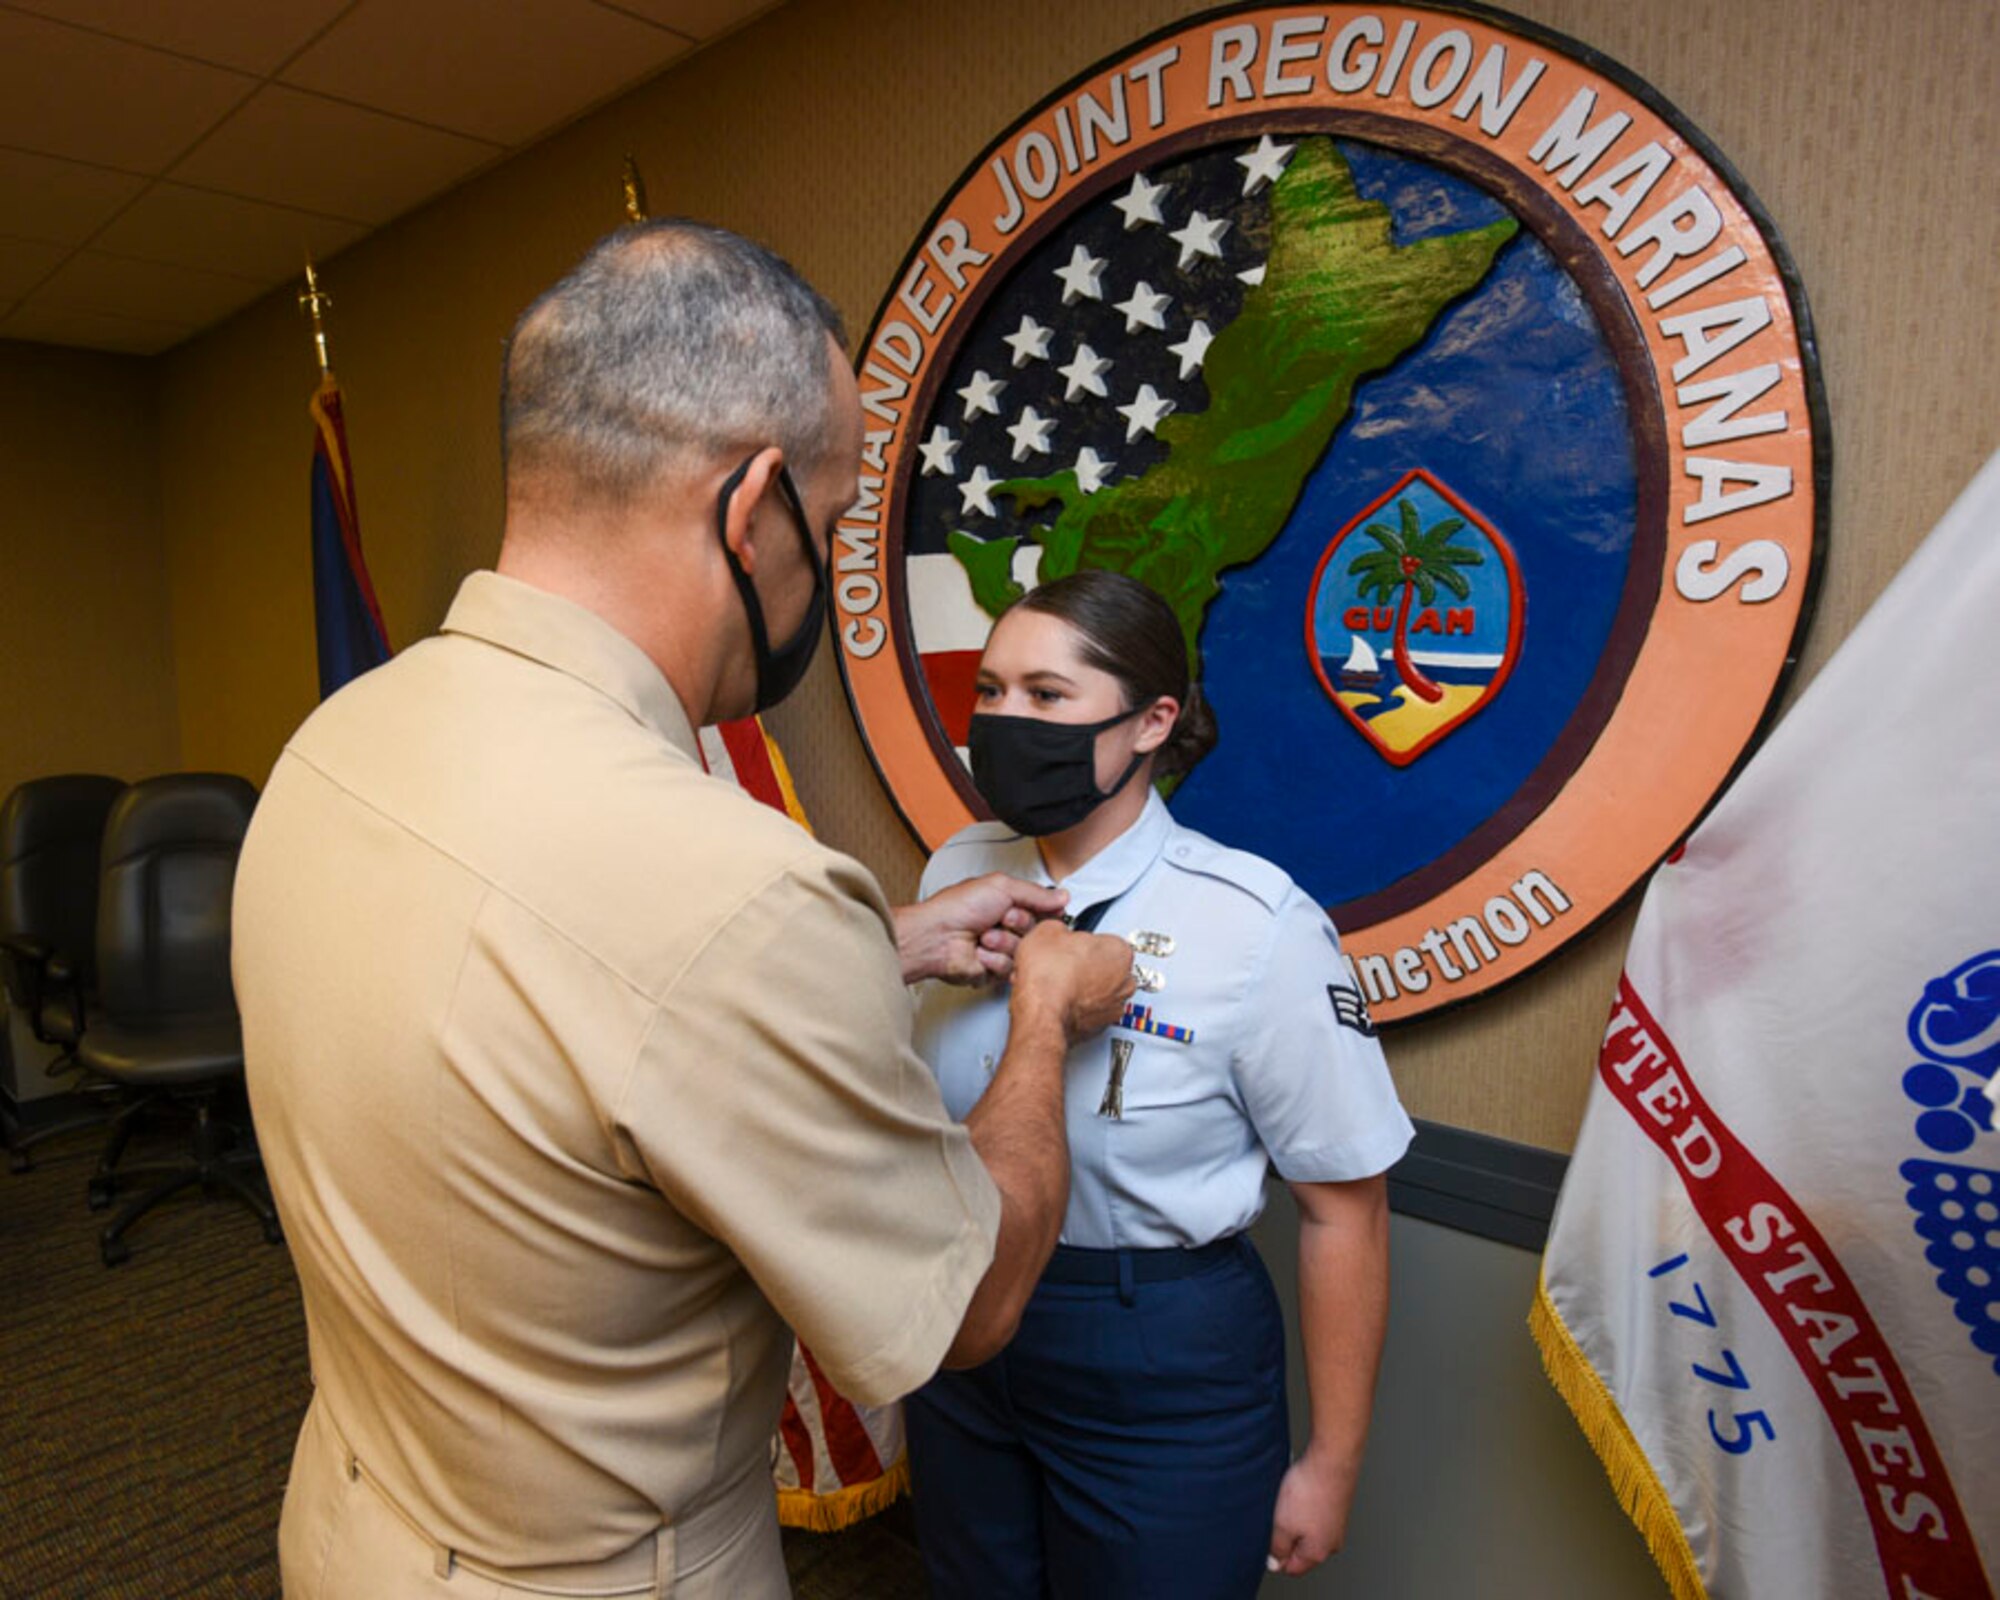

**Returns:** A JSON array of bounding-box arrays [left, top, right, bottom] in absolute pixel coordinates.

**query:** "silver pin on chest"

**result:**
[[1098, 1036, 1134, 1119], [1124, 929, 1176, 958]]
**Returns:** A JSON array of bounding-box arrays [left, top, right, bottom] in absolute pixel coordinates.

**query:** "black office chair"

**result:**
[[76, 774, 280, 1265], [0, 774, 126, 1171]]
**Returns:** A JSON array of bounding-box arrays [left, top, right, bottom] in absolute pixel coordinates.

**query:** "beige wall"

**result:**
[[154, 0, 2000, 1150], [0, 341, 180, 801]]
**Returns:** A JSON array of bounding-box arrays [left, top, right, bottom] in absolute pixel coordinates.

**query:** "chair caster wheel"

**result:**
[[263, 1220, 284, 1246], [87, 1178, 115, 1209], [100, 1236, 131, 1267], [7, 1151, 30, 1174]]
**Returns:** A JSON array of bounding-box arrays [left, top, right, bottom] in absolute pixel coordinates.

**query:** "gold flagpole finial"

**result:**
[[299, 257, 334, 377], [621, 155, 650, 224]]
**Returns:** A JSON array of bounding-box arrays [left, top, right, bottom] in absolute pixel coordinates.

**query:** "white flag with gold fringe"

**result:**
[[1534, 452, 2000, 1599]]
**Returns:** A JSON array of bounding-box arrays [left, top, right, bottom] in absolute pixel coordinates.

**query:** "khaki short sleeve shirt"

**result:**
[[235, 571, 999, 1567]]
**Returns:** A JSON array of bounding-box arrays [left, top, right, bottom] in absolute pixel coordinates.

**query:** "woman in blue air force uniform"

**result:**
[[906, 570, 1414, 1599]]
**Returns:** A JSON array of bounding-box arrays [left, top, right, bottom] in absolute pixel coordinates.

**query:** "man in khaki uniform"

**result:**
[[234, 222, 1133, 1599]]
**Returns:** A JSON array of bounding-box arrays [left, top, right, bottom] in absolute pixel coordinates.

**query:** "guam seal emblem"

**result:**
[[834, 3, 1826, 1022], [1307, 469, 1524, 765]]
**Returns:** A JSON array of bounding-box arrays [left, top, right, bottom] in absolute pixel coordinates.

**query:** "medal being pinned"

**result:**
[[1125, 928, 1173, 994], [1098, 1036, 1134, 1120]]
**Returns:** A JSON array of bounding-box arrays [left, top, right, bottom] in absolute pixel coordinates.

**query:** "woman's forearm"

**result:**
[[1292, 1174, 1391, 1490]]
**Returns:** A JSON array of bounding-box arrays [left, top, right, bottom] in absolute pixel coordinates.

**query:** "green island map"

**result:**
[[945, 137, 1518, 669]]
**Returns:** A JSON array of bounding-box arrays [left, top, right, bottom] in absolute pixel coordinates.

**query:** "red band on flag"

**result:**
[[1601, 976, 1991, 1600], [310, 381, 388, 645], [800, 1343, 885, 1487], [778, 1390, 818, 1491], [715, 716, 784, 811]]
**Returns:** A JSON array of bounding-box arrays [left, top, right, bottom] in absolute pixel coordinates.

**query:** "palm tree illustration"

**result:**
[[1347, 498, 1484, 704]]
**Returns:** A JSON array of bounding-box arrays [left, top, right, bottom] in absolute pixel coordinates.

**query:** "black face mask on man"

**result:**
[[968, 705, 1150, 837], [715, 455, 826, 713]]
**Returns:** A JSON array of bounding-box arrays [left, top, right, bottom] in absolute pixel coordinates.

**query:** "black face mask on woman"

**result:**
[[715, 455, 827, 713], [968, 705, 1148, 837]]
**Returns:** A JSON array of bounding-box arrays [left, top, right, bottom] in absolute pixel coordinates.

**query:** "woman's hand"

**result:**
[[1266, 1447, 1359, 1577], [1269, 1174, 1389, 1577]]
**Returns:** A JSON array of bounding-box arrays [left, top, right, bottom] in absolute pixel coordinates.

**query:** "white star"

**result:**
[[958, 369, 1005, 420], [1238, 264, 1267, 287], [1169, 209, 1230, 269], [1117, 383, 1175, 442], [1167, 320, 1214, 380], [1236, 135, 1295, 195], [1056, 343, 1112, 401], [958, 463, 1000, 517], [1005, 405, 1057, 462], [1114, 280, 1171, 334], [1072, 446, 1114, 494], [1112, 171, 1168, 230], [1002, 314, 1053, 368], [918, 424, 960, 477], [1053, 244, 1107, 304]]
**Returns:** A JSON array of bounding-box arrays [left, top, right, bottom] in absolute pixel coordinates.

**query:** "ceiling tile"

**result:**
[[0, 8, 254, 173], [283, 0, 690, 146], [0, 234, 71, 299], [169, 85, 500, 226], [94, 184, 367, 282], [36, 248, 270, 328], [1, 0, 353, 75], [0, 149, 147, 245], [0, 300, 193, 355], [594, 0, 776, 42]]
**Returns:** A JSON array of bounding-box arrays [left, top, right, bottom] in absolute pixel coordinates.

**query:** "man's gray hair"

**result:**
[[501, 220, 846, 504]]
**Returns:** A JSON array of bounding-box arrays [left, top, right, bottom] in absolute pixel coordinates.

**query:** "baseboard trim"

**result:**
[[1387, 1119, 1569, 1250]]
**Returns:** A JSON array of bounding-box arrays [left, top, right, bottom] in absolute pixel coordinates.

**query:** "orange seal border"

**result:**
[[835, 1, 1826, 1024]]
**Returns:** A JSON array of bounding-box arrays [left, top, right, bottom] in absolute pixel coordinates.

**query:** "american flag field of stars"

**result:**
[[903, 133, 1300, 566]]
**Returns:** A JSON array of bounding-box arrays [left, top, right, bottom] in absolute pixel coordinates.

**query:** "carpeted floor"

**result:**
[[0, 1112, 927, 1599]]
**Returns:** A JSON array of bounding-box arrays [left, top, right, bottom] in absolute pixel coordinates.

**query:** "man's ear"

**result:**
[[718, 446, 786, 572]]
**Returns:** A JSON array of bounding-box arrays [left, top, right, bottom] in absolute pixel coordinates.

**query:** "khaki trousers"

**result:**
[[278, 1396, 788, 1599]]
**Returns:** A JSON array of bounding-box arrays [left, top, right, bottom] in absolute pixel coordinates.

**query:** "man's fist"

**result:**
[[894, 873, 1070, 985]]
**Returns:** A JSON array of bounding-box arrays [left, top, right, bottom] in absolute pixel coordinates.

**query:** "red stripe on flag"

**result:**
[[310, 382, 390, 647], [920, 650, 983, 748], [800, 1343, 884, 1487], [716, 716, 784, 812], [1602, 976, 1991, 1600], [778, 1393, 817, 1492]]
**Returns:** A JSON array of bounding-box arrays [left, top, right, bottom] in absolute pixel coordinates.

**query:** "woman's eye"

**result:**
[[974, 683, 1000, 701], [1031, 688, 1063, 705]]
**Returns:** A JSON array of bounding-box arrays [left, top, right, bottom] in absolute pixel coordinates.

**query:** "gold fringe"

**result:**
[[1529, 1276, 1710, 1600], [775, 1456, 909, 1533], [758, 719, 815, 838]]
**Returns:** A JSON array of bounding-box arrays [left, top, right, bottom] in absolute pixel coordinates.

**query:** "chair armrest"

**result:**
[[0, 933, 54, 1012], [0, 937, 84, 1047]]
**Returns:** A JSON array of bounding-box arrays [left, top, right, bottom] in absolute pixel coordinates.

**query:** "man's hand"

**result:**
[[1009, 920, 1135, 1043], [944, 918, 1137, 1368], [894, 874, 1069, 985], [1266, 1448, 1359, 1577]]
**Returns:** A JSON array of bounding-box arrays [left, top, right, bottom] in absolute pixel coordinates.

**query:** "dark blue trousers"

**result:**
[[906, 1235, 1289, 1600]]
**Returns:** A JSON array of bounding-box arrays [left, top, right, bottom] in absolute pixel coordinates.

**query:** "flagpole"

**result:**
[[298, 258, 334, 381], [299, 250, 390, 691], [621, 155, 649, 224]]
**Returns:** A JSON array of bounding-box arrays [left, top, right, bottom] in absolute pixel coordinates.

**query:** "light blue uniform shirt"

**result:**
[[913, 791, 1414, 1250]]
